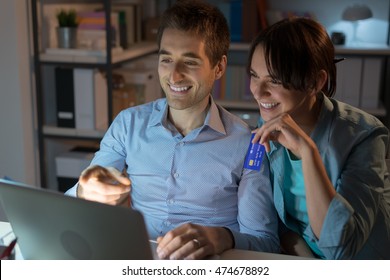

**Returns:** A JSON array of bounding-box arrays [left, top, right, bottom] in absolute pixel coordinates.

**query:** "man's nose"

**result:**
[[169, 63, 185, 84]]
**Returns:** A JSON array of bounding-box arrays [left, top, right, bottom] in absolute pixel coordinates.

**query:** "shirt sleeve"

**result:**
[[306, 125, 389, 259], [64, 112, 128, 197], [64, 183, 78, 196], [231, 155, 280, 253]]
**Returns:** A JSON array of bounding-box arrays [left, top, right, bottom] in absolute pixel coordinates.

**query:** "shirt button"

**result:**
[[180, 142, 185, 146], [167, 199, 174, 204], [174, 173, 179, 178]]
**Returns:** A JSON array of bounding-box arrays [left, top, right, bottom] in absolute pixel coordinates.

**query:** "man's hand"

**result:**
[[156, 224, 234, 260], [77, 165, 131, 207]]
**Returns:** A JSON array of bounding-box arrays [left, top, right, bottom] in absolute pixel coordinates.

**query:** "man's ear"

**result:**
[[215, 55, 227, 80]]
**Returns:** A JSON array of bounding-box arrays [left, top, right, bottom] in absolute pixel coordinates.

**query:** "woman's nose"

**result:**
[[251, 80, 269, 99]]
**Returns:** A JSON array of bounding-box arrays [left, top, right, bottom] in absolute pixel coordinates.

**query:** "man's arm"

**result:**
[[233, 156, 280, 252]]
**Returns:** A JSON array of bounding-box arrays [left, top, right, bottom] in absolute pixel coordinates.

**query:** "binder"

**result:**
[[55, 67, 75, 128], [74, 68, 95, 130]]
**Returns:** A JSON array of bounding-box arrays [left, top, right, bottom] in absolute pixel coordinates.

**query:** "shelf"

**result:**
[[39, 41, 158, 64], [43, 125, 105, 139], [229, 42, 251, 51], [216, 100, 386, 117], [335, 44, 390, 56], [216, 99, 258, 110]]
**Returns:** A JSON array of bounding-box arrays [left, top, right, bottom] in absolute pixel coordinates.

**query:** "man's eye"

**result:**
[[185, 61, 198, 66], [160, 58, 172, 63]]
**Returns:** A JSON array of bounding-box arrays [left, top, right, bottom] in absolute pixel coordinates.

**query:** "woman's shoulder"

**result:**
[[327, 97, 387, 132]]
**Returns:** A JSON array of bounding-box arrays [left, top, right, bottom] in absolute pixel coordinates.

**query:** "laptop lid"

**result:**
[[0, 179, 154, 260]]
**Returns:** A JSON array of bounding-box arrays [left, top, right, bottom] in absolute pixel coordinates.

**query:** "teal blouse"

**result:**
[[259, 93, 390, 259], [282, 149, 323, 258]]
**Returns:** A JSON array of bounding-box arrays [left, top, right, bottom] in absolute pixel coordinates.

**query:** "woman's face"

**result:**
[[249, 46, 316, 123]]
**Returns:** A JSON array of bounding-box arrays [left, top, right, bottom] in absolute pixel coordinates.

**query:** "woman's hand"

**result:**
[[252, 113, 314, 158]]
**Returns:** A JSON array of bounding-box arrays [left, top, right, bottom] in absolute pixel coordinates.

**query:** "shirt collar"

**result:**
[[205, 96, 226, 135], [148, 97, 226, 135], [148, 98, 169, 128], [310, 92, 333, 145]]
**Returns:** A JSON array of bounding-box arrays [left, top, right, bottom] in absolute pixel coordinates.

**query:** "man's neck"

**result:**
[[168, 97, 210, 136]]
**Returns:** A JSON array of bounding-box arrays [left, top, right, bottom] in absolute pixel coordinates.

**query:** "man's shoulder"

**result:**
[[217, 104, 251, 132]]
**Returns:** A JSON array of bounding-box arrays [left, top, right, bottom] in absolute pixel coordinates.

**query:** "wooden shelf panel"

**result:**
[[43, 125, 105, 139], [39, 41, 158, 64]]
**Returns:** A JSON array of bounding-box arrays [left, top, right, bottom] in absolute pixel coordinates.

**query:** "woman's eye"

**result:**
[[249, 71, 258, 78], [270, 79, 282, 85]]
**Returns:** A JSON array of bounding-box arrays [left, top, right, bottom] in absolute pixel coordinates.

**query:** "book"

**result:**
[[55, 67, 75, 128], [112, 4, 136, 47], [242, 0, 259, 42], [94, 71, 108, 131], [230, 0, 243, 42], [77, 11, 120, 47], [117, 10, 128, 49], [256, 0, 268, 30]]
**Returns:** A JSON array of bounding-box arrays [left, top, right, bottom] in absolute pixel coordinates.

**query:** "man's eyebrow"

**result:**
[[158, 49, 170, 56], [158, 49, 202, 60]]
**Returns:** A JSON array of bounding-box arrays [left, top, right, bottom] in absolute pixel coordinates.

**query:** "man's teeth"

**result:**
[[170, 85, 189, 92], [260, 102, 278, 109]]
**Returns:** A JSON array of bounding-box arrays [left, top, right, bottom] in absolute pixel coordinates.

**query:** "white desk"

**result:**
[[0, 221, 311, 260], [219, 248, 311, 260]]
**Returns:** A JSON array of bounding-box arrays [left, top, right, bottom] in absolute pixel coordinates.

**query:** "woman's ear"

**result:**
[[316, 70, 328, 93], [215, 55, 227, 80]]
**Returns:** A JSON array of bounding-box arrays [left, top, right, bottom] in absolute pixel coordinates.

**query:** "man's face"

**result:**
[[158, 28, 221, 111]]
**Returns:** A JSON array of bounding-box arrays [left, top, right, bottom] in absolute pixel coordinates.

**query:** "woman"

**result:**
[[249, 17, 390, 259]]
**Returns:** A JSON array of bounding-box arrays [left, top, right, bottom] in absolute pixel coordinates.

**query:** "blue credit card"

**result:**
[[244, 133, 265, 171]]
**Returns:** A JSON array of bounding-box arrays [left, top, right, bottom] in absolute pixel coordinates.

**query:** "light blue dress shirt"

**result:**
[[260, 93, 390, 259], [67, 97, 279, 253]]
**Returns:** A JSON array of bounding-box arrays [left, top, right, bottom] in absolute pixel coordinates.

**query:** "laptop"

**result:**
[[0, 179, 156, 260]]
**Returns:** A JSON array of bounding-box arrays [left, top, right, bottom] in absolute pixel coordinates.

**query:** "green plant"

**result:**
[[56, 9, 78, 28]]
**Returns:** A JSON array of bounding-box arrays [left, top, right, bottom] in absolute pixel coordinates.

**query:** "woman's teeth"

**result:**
[[260, 102, 279, 109]]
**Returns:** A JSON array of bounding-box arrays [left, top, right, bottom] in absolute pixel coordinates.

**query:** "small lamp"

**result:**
[[342, 4, 373, 44]]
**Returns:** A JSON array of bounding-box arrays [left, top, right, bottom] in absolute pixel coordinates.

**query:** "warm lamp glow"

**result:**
[[342, 4, 373, 44], [342, 4, 373, 21]]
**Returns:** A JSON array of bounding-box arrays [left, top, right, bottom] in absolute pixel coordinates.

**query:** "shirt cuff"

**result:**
[[64, 183, 78, 197]]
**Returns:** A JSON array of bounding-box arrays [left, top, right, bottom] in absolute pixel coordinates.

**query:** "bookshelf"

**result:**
[[31, 0, 390, 190], [31, 0, 160, 190]]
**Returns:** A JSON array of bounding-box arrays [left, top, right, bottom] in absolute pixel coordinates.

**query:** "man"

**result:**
[[66, 0, 279, 260]]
